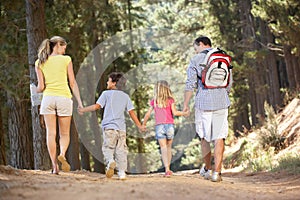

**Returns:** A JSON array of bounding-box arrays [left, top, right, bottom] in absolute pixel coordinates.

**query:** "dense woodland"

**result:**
[[0, 0, 299, 173]]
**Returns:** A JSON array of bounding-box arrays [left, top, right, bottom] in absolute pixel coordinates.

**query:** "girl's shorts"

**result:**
[[155, 124, 174, 140]]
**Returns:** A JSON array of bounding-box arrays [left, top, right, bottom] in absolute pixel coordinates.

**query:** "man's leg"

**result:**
[[201, 139, 211, 170], [213, 139, 224, 173]]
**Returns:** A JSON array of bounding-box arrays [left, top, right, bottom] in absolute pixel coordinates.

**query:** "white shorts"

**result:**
[[40, 96, 73, 116], [195, 108, 228, 142]]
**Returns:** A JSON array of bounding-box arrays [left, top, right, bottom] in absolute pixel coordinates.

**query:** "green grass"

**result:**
[[272, 154, 300, 175]]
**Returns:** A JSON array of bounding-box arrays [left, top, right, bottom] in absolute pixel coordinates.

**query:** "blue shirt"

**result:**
[[97, 90, 134, 131], [185, 48, 232, 111]]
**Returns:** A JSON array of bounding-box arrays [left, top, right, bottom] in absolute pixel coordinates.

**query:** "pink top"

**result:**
[[150, 98, 174, 125]]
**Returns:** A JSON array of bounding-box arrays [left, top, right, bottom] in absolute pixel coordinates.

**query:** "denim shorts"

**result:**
[[155, 124, 175, 140]]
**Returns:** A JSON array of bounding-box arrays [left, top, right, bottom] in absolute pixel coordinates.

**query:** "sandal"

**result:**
[[58, 155, 71, 172], [164, 171, 172, 178]]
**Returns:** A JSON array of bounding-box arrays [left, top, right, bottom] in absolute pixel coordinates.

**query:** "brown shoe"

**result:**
[[58, 155, 71, 172]]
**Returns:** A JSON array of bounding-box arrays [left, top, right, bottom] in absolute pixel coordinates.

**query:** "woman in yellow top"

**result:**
[[35, 36, 83, 174]]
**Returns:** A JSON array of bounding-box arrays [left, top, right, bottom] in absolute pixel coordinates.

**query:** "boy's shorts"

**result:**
[[195, 108, 228, 142], [40, 96, 73, 116], [155, 124, 174, 140]]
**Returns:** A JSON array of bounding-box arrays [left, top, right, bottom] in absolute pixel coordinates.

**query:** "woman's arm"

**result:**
[[35, 65, 45, 93], [67, 61, 83, 108]]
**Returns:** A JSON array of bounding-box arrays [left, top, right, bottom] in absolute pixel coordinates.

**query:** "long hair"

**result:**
[[154, 80, 174, 108], [37, 36, 67, 66]]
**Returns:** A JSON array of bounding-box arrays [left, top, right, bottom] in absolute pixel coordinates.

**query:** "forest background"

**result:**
[[0, 0, 299, 174]]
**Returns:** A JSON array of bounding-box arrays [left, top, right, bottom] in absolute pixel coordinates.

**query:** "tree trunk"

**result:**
[[291, 56, 300, 90], [7, 94, 33, 169], [66, 119, 81, 170], [283, 45, 296, 89], [238, 0, 266, 125], [25, 0, 50, 170], [259, 20, 282, 108], [0, 108, 7, 165], [80, 142, 91, 171]]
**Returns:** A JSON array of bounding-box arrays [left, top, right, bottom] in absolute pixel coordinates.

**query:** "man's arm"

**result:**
[[183, 90, 193, 113]]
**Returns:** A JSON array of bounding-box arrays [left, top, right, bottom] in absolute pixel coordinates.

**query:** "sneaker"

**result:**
[[105, 160, 116, 178], [211, 171, 222, 182], [164, 171, 172, 178], [199, 166, 212, 180], [118, 171, 126, 180]]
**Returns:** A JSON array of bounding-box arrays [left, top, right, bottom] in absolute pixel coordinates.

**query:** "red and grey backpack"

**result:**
[[198, 48, 233, 89]]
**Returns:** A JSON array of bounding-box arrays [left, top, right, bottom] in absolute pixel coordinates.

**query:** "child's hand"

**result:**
[[183, 110, 190, 117], [139, 125, 147, 132], [182, 106, 190, 117], [77, 107, 84, 115]]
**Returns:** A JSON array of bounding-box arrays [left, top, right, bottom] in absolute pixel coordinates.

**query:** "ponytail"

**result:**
[[37, 36, 67, 67], [37, 39, 51, 66]]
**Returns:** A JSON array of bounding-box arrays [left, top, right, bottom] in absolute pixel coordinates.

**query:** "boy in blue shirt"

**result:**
[[79, 72, 145, 180]]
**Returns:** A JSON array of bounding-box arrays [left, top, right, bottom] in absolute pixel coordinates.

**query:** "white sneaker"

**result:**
[[199, 166, 212, 180], [105, 160, 116, 178], [118, 171, 126, 180], [211, 171, 222, 182]]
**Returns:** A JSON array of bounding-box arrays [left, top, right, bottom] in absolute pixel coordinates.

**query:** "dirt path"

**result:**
[[0, 165, 300, 200]]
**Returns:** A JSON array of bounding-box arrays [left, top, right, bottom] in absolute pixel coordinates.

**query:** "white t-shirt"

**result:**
[[96, 90, 134, 131]]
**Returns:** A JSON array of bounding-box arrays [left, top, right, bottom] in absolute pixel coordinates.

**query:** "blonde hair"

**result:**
[[154, 80, 174, 108], [37, 36, 67, 66]]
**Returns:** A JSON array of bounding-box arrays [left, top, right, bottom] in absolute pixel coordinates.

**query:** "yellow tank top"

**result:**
[[35, 55, 72, 98]]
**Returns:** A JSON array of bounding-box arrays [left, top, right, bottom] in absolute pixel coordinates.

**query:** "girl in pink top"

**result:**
[[143, 80, 188, 177]]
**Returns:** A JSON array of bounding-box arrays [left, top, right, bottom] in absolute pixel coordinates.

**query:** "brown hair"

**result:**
[[37, 36, 67, 66], [108, 72, 126, 90], [194, 36, 212, 46]]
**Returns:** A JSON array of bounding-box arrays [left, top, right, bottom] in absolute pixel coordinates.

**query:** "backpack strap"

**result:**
[[195, 49, 210, 80], [199, 49, 210, 68], [200, 49, 209, 54]]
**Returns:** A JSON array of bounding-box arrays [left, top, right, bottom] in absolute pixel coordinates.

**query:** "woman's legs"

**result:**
[[43, 114, 58, 173], [58, 116, 71, 157], [57, 116, 71, 172]]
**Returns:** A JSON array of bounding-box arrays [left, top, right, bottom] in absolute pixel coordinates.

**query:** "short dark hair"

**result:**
[[108, 72, 126, 90], [194, 36, 212, 46]]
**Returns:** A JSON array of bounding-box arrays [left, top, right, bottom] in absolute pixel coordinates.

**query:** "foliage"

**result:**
[[258, 102, 285, 152], [1, 0, 300, 171], [0, 1, 29, 100], [272, 153, 300, 174], [252, 0, 300, 56], [180, 138, 201, 168]]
